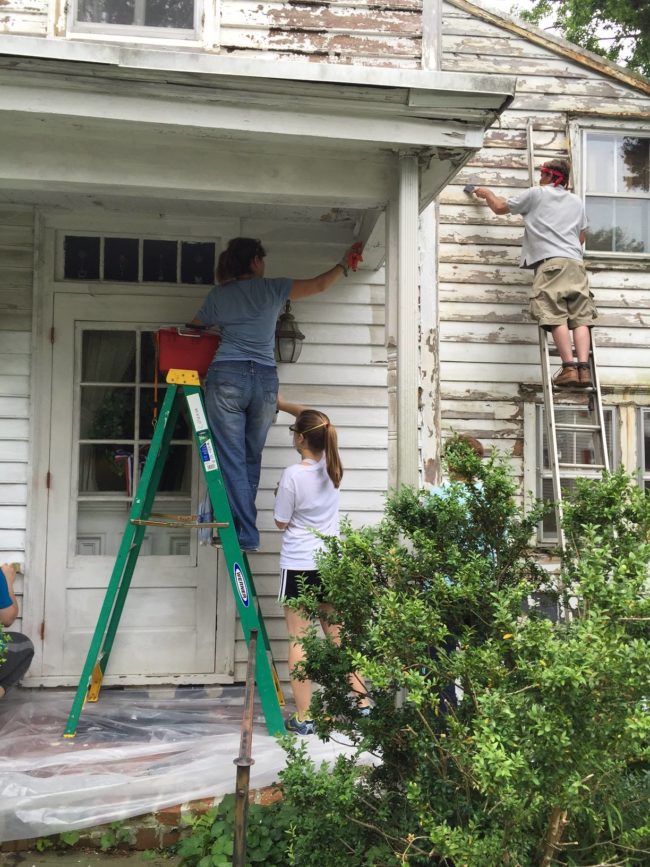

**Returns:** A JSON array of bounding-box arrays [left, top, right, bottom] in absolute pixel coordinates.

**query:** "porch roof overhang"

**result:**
[[0, 35, 515, 217]]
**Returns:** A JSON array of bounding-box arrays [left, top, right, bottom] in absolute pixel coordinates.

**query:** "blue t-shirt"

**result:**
[[195, 277, 293, 366], [0, 567, 12, 609]]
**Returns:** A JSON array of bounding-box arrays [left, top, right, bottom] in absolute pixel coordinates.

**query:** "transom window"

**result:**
[[584, 131, 649, 255], [536, 404, 616, 544], [72, 0, 197, 37], [61, 235, 216, 285]]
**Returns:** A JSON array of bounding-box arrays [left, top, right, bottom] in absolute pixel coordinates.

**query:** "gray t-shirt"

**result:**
[[195, 277, 293, 366], [507, 185, 588, 268]]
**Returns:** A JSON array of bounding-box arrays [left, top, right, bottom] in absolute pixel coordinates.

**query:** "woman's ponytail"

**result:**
[[293, 410, 343, 488], [323, 424, 343, 489]]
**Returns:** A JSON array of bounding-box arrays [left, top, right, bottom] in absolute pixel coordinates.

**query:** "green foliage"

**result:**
[[58, 830, 81, 847], [0, 626, 8, 668], [514, 0, 650, 77], [34, 836, 55, 852], [176, 792, 298, 867], [99, 820, 133, 850], [278, 441, 650, 866]]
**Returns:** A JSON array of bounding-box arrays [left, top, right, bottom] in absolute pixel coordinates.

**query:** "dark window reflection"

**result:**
[[138, 444, 192, 492], [140, 387, 189, 439], [79, 444, 134, 493], [644, 414, 650, 472], [617, 137, 649, 193], [64, 236, 100, 280], [143, 240, 177, 282], [82, 331, 135, 382], [145, 0, 193, 27], [80, 387, 135, 440], [104, 238, 139, 281], [77, 0, 134, 24], [181, 242, 215, 285], [140, 331, 157, 384]]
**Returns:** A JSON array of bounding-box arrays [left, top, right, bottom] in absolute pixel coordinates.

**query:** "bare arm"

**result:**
[[579, 230, 586, 245], [275, 519, 289, 530], [473, 187, 511, 216], [0, 564, 18, 628], [277, 395, 306, 418], [289, 242, 363, 300]]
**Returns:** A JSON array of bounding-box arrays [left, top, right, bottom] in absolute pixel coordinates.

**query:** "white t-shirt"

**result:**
[[507, 185, 588, 268], [274, 456, 340, 570]]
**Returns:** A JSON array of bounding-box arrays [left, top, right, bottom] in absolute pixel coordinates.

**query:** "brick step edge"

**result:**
[[1, 783, 283, 853]]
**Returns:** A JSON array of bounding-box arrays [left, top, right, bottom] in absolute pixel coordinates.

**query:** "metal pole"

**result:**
[[232, 629, 257, 867]]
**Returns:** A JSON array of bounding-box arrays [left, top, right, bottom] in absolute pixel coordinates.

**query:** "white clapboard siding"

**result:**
[[0, 0, 47, 36], [0, 210, 33, 609], [436, 0, 650, 482], [220, 0, 423, 67]]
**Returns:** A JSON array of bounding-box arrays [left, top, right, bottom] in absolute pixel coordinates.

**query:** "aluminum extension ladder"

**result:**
[[64, 367, 285, 738], [538, 328, 610, 549]]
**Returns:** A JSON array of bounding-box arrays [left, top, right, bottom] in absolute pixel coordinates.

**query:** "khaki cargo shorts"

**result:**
[[529, 257, 598, 330]]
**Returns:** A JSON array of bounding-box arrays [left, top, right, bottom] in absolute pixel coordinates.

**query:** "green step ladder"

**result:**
[[64, 367, 285, 738]]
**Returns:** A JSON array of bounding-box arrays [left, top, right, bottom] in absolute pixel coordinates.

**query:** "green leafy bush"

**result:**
[[277, 442, 650, 866], [176, 792, 298, 867]]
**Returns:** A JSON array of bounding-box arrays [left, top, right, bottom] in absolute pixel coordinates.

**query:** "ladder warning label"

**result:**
[[187, 393, 209, 433], [233, 563, 249, 607], [199, 438, 218, 472]]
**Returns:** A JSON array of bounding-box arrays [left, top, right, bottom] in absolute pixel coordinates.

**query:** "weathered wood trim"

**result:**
[[444, 0, 650, 96], [421, 0, 440, 70]]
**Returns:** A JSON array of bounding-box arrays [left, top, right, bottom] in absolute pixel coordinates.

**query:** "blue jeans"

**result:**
[[204, 361, 279, 550]]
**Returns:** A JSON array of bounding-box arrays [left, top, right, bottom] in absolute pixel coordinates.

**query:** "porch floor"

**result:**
[[0, 685, 373, 844]]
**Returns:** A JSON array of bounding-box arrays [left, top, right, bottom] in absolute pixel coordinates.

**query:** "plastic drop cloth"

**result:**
[[0, 687, 379, 843]]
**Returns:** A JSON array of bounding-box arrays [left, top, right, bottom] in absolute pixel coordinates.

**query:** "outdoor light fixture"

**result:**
[[274, 301, 305, 363]]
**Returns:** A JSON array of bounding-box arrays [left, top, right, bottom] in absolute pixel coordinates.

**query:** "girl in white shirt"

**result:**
[[274, 397, 368, 734]]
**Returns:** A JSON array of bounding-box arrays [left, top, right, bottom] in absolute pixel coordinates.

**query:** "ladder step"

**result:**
[[130, 518, 229, 529], [558, 462, 606, 470], [554, 423, 602, 432]]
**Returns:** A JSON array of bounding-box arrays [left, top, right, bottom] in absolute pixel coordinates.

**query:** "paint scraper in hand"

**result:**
[[463, 184, 476, 194]]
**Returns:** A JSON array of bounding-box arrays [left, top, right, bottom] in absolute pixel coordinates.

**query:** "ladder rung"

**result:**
[[554, 423, 602, 432], [130, 518, 229, 529], [557, 462, 605, 470]]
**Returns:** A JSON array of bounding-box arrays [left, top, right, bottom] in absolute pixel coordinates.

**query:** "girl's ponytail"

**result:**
[[293, 410, 343, 488]]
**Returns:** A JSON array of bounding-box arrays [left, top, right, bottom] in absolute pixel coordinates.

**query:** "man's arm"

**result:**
[[0, 564, 19, 628], [473, 187, 511, 216]]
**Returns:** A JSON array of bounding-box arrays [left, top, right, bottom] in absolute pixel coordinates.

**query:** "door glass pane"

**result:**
[[82, 331, 135, 382], [76, 328, 195, 557], [181, 242, 216, 285]]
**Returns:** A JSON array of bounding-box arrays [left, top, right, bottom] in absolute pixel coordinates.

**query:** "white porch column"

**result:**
[[396, 152, 420, 489]]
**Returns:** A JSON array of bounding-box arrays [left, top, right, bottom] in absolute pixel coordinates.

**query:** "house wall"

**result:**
[[0, 205, 35, 631], [436, 0, 650, 492], [0, 0, 427, 68]]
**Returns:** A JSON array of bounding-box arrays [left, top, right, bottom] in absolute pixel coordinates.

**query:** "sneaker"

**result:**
[[553, 364, 579, 388], [285, 713, 315, 735], [359, 706, 371, 718], [577, 364, 592, 388]]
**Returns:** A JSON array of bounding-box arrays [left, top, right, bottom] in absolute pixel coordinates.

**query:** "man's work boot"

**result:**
[[553, 362, 579, 388], [577, 363, 592, 388]]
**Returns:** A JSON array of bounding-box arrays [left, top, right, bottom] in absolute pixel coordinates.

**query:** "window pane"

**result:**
[[181, 242, 215, 285], [586, 134, 615, 194], [104, 238, 139, 282], [585, 197, 614, 251], [140, 387, 189, 440], [616, 137, 649, 194], [80, 387, 135, 440], [82, 331, 136, 382], [145, 0, 194, 28], [614, 199, 649, 254], [79, 444, 134, 493], [64, 236, 100, 280], [143, 240, 177, 282], [77, 0, 134, 24]]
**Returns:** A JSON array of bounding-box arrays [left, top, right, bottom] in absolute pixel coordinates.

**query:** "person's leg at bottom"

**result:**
[[0, 632, 35, 697], [242, 365, 279, 549], [319, 603, 370, 712], [283, 604, 315, 733], [204, 364, 257, 549]]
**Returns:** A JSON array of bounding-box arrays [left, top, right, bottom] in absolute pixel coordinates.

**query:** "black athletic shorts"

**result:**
[[278, 568, 324, 602]]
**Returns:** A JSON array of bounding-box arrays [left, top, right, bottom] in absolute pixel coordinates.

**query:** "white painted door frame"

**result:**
[[24, 212, 240, 685]]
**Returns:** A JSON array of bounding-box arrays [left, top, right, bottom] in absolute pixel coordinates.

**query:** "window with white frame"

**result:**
[[72, 0, 199, 38], [536, 404, 617, 543], [638, 408, 650, 492], [583, 131, 649, 255]]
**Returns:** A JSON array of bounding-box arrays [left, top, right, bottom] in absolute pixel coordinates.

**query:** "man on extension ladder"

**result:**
[[471, 159, 598, 388]]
